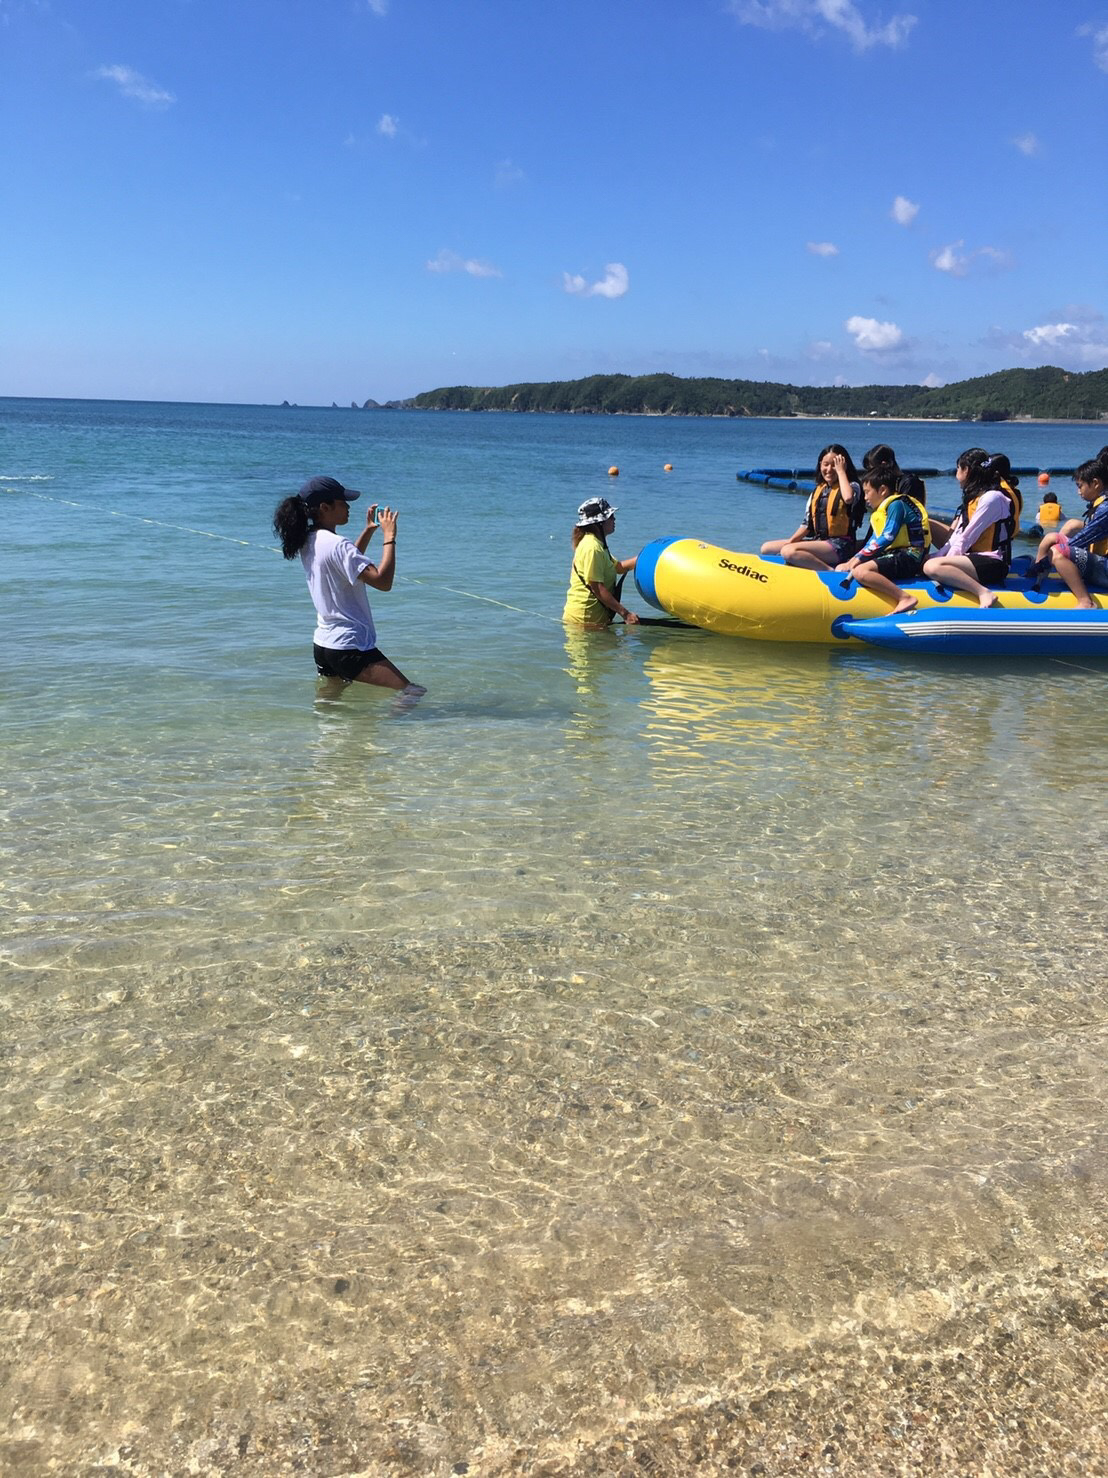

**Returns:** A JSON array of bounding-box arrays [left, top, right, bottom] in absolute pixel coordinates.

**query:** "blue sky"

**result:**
[[3, 0, 1106, 404]]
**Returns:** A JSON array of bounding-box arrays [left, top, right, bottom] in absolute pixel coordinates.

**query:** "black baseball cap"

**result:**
[[299, 475, 361, 506]]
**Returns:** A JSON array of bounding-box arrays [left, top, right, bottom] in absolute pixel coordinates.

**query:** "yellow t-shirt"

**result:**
[[563, 533, 618, 625]]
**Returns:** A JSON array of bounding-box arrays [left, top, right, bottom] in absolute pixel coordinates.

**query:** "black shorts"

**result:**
[[827, 536, 857, 563], [864, 549, 923, 581], [313, 644, 385, 682], [965, 554, 1010, 587]]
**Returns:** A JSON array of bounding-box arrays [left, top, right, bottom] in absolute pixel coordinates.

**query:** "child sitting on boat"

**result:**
[[836, 464, 930, 614], [1028, 453, 1107, 568], [760, 444, 862, 571], [862, 443, 928, 505], [922, 449, 1021, 608], [1037, 459, 1108, 608]]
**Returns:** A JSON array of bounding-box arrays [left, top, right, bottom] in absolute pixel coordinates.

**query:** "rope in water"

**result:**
[[10, 485, 564, 625]]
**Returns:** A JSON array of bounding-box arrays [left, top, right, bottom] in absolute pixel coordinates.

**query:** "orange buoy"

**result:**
[[1038, 472, 1050, 486], [608, 466, 619, 477], [663, 463, 673, 472]]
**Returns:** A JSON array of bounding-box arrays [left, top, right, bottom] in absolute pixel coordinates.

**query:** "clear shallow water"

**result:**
[[2, 400, 1107, 1474]]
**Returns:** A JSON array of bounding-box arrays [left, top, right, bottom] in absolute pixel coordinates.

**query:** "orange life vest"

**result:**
[[967, 479, 1022, 559], [805, 481, 857, 540]]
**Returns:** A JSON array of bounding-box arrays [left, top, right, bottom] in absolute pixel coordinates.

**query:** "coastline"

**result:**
[[407, 405, 1106, 426]]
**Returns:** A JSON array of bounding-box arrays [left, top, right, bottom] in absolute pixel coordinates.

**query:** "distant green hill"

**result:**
[[408, 366, 1108, 421]]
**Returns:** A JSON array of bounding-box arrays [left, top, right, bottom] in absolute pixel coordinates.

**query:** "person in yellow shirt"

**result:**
[[563, 497, 639, 626]]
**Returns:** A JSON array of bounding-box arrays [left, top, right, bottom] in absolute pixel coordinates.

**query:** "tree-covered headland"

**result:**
[[408, 366, 1108, 421]]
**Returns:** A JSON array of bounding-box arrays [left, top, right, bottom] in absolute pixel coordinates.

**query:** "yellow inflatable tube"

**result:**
[[633, 537, 1081, 644]]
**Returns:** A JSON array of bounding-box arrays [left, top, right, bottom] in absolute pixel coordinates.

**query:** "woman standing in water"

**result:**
[[562, 497, 639, 627], [273, 475, 425, 698]]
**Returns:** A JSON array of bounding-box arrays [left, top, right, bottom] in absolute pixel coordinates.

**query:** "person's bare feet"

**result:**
[[979, 590, 1000, 610], [892, 595, 918, 614]]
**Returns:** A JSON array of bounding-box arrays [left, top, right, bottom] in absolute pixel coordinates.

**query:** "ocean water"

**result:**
[[2, 398, 1107, 1474]]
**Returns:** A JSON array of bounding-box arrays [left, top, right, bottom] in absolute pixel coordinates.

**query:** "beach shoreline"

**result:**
[[405, 404, 1107, 427]]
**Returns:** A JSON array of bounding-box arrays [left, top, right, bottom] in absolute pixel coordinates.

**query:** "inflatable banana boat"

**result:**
[[634, 537, 1108, 655], [838, 606, 1108, 656]]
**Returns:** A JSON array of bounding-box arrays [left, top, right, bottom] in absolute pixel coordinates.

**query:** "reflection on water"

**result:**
[[4, 637, 1108, 1473]]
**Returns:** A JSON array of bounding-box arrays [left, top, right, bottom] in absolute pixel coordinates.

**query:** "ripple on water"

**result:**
[[3, 568, 1108, 1470]]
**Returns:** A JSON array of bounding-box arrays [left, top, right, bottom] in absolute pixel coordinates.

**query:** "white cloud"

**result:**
[[932, 241, 1012, 277], [808, 340, 835, 358], [93, 64, 174, 108], [377, 113, 398, 138], [727, 0, 917, 51], [845, 315, 904, 351], [890, 195, 919, 226], [426, 249, 502, 279], [1013, 132, 1041, 156], [920, 372, 944, 388], [983, 308, 1108, 367], [1021, 320, 1108, 366], [1024, 323, 1079, 349], [932, 241, 968, 277], [494, 158, 526, 189], [366, 0, 388, 14], [807, 240, 839, 256], [562, 263, 629, 299], [1078, 21, 1108, 72]]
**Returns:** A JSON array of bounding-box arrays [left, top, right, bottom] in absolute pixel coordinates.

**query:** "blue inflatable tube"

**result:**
[[839, 605, 1108, 658], [635, 536, 678, 611]]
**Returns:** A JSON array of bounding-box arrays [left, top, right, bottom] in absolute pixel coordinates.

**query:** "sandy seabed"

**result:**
[[3, 918, 1107, 1478]]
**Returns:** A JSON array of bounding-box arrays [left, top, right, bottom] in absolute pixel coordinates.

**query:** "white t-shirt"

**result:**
[[299, 529, 376, 649]]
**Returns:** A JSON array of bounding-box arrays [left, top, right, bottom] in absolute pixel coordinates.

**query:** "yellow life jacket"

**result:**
[[1037, 500, 1061, 523], [868, 493, 930, 552], [1084, 493, 1108, 557], [805, 481, 856, 540], [967, 479, 1022, 558]]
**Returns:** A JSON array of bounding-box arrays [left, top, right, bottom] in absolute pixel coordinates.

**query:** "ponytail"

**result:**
[[862, 443, 896, 472], [954, 447, 989, 524], [273, 496, 311, 560], [985, 452, 1019, 490]]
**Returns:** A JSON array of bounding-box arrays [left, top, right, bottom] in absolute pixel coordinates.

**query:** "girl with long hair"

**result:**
[[273, 475, 424, 697], [922, 449, 1021, 608], [760, 444, 863, 570]]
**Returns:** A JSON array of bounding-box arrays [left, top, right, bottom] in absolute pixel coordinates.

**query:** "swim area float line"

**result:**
[[634, 537, 1102, 648], [734, 469, 1078, 542], [737, 465, 1077, 489]]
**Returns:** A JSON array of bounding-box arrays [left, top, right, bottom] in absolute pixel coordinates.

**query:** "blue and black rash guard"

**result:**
[[1068, 494, 1108, 556], [856, 496, 926, 561]]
